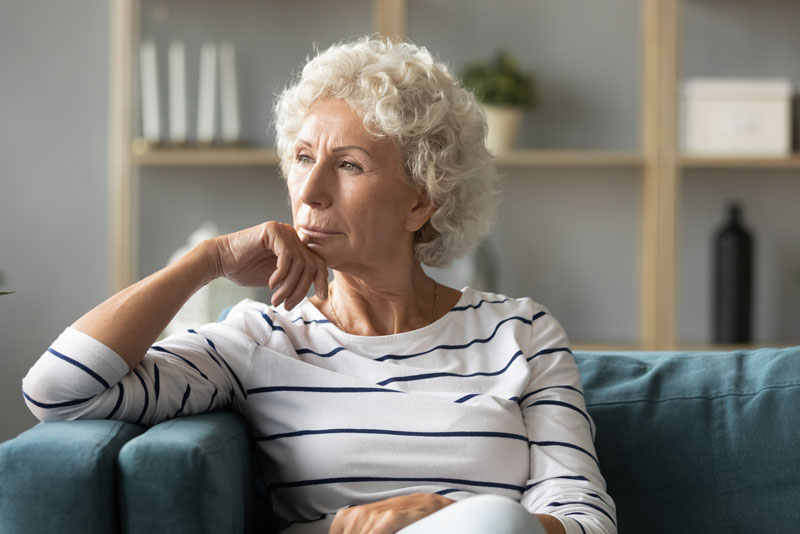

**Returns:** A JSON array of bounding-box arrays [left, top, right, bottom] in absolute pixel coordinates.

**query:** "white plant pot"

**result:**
[[483, 105, 524, 156]]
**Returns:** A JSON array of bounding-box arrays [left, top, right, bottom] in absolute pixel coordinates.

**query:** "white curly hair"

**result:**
[[273, 35, 500, 267]]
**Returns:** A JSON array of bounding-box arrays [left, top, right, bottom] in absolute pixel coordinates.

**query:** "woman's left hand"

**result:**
[[329, 493, 454, 534]]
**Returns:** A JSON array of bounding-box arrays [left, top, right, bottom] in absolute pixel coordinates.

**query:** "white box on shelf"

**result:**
[[681, 78, 792, 156]]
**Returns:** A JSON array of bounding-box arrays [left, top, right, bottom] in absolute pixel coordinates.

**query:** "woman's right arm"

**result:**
[[72, 220, 328, 371], [22, 221, 328, 423]]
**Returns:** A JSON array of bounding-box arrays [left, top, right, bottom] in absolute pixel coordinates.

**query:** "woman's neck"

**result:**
[[311, 263, 445, 336]]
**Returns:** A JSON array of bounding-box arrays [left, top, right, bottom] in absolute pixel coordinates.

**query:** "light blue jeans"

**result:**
[[397, 494, 547, 534]]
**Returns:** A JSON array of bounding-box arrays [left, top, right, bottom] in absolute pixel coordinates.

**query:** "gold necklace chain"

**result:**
[[328, 280, 440, 333]]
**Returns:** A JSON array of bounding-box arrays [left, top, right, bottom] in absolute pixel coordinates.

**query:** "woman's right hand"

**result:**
[[210, 221, 328, 310]]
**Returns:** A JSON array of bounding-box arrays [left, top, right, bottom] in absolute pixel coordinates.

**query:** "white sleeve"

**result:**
[[22, 307, 258, 427], [519, 307, 617, 534]]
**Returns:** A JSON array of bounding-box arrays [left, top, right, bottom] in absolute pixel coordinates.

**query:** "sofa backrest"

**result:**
[[574, 346, 800, 533]]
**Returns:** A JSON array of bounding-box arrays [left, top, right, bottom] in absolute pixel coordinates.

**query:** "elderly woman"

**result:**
[[23, 36, 616, 534]]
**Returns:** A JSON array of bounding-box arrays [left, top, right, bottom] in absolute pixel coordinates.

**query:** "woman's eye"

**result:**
[[296, 153, 312, 164], [341, 161, 362, 172]]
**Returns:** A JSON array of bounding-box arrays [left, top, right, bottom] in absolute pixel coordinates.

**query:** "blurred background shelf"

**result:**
[[131, 141, 643, 169], [680, 154, 800, 169]]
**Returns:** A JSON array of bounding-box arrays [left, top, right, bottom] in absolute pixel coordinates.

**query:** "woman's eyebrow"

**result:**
[[332, 145, 372, 158], [295, 139, 372, 158]]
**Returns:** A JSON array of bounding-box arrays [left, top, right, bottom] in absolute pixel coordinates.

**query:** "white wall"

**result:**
[[0, 0, 109, 441]]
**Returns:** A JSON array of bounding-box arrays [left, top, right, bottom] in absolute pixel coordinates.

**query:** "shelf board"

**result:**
[[132, 141, 280, 166], [497, 150, 643, 168], [680, 154, 800, 169], [131, 142, 643, 169]]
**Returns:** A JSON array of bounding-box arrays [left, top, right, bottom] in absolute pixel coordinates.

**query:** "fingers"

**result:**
[[264, 222, 329, 310], [314, 259, 329, 300], [271, 257, 303, 308]]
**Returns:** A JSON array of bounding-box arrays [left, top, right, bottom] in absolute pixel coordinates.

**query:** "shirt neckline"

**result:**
[[298, 286, 474, 344]]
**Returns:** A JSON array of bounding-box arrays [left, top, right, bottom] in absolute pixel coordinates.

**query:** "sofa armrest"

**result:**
[[117, 409, 268, 534], [0, 419, 144, 534]]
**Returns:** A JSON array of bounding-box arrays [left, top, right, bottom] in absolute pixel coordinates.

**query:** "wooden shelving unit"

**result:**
[[680, 154, 800, 169], [108, 0, 794, 351], [132, 141, 643, 169]]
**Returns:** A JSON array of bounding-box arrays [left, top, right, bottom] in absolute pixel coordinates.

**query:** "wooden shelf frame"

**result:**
[[110, 0, 787, 351]]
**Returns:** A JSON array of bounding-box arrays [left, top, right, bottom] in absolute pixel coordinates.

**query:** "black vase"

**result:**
[[712, 203, 754, 344]]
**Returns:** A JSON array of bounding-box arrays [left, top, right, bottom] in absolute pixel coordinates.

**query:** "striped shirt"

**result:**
[[22, 287, 616, 534]]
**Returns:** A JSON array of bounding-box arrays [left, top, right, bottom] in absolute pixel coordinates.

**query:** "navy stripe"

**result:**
[[47, 348, 110, 389], [203, 347, 222, 367], [374, 314, 545, 362], [518, 385, 583, 405], [291, 313, 546, 362], [295, 346, 347, 358], [105, 383, 124, 419], [563, 515, 588, 534], [531, 440, 599, 466], [261, 312, 285, 332], [525, 475, 589, 491], [256, 428, 528, 443], [435, 488, 463, 496], [378, 350, 524, 386], [451, 298, 514, 312], [153, 362, 160, 401], [174, 384, 191, 417], [527, 347, 572, 361], [247, 385, 405, 395], [523, 399, 593, 429], [271, 476, 523, 492], [199, 338, 247, 400], [454, 393, 480, 404], [548, 501, 616, 526], [22, 390, 95, 409], [205, 387, 219, 412], [291, 316, 332, 325], [188, 329, 197, 334], [133, 369, 149, 425], [151, 346, 210, 381]]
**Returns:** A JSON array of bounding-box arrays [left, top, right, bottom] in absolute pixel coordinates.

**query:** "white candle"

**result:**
[[168, 41, 187, 144], [197, 42, 217, 144], [139, 40, 160, 143], [219, 42, 240, 144]]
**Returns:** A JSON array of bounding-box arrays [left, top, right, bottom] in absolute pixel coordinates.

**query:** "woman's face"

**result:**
[[287, 98, 432, 273]]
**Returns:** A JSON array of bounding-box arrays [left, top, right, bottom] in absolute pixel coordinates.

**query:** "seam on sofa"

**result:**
[[585, 381, 800, 407]]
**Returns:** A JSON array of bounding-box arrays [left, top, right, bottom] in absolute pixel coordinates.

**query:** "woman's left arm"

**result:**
[[519, 307, 617, 534]]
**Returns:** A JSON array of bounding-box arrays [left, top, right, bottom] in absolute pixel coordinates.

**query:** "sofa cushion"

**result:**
[[117, 409, 261, 534], [574, 346, 800, 533], [0, 419, 144, 534]]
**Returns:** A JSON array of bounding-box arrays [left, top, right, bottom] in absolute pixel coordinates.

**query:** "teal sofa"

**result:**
[[2, 345, 799, 533]]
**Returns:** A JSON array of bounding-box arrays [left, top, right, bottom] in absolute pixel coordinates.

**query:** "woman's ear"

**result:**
[[404, 188, 437, 233]]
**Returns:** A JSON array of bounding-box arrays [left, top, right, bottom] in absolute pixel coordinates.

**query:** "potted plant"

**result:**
[[461, 49, 537, 155]]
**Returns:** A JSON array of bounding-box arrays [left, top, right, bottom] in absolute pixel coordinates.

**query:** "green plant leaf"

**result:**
[[460, 49, 537, 108], [0, 291, 14, 295]]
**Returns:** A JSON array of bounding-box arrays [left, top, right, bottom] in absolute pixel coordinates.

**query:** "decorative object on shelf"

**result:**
[[197, 42, 217, 145], [460, 50, 537, 156], [167, 41, 187, 144], [712, 202, 754, 344], [219, 42, 241, 145], [139, 40, 161, 144], [162, 221, 259, 339], [0, 270, 13, 295], [682, 78, 792, 157]]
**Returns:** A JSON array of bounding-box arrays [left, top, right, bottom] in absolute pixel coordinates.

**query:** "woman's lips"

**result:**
[[299, 225, 341, 238]]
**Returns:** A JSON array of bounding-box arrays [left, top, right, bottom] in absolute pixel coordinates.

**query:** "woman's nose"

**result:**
[[298, 159, 333, 208]]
